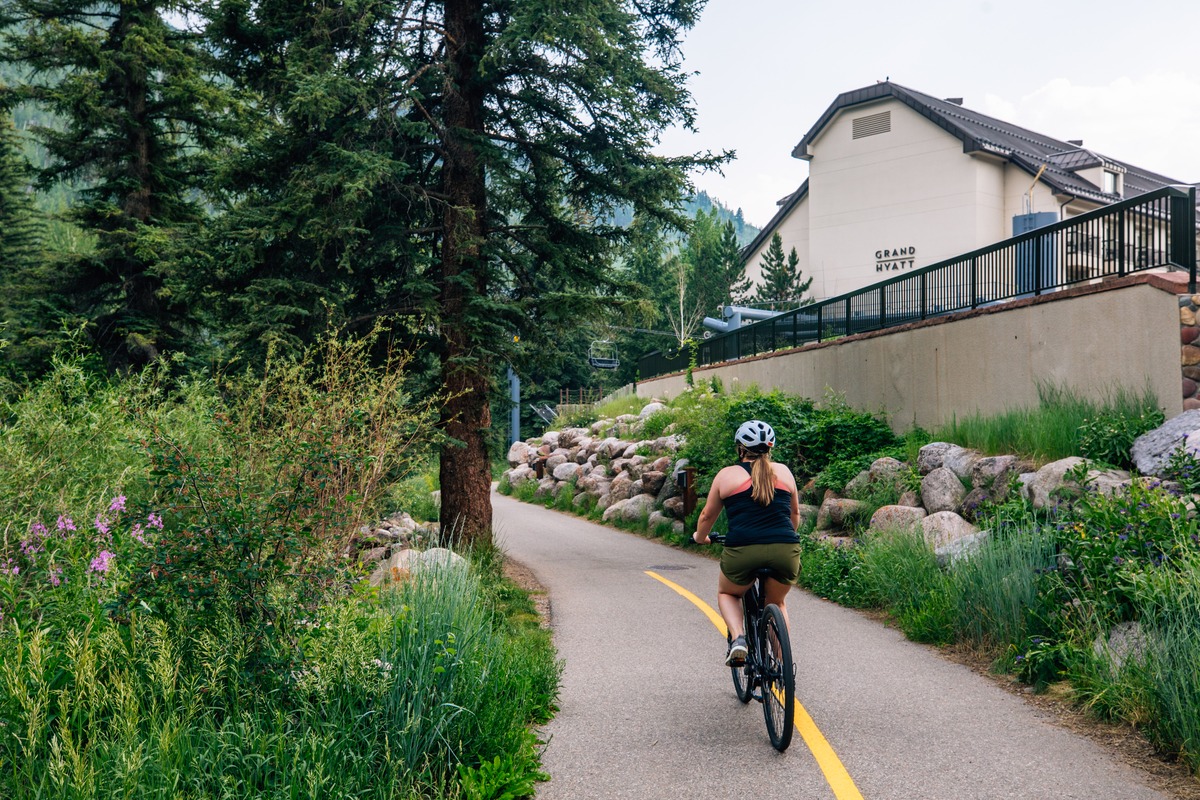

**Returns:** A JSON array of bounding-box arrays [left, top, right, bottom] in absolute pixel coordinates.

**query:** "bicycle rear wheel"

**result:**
[[728, 632, 753, 703], [759, 603, 795, 752]]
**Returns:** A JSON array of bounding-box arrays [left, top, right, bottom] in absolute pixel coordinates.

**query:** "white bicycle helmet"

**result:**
[[735, 419, 775, 450]]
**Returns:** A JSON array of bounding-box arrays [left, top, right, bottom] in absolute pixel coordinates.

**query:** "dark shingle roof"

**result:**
[[790, 81, 1191, 205]]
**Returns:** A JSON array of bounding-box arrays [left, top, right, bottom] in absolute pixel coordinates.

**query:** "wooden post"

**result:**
[[682, 467, 697, 518]]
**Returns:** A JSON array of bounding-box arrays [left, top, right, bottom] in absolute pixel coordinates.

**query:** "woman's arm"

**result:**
[[693, 469, 728, 544]]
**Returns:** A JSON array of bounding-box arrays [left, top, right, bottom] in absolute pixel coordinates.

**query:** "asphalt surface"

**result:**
[[493, 489, 1170, 800]]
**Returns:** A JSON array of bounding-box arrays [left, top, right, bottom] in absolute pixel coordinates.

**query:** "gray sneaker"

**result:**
[[726, 635, 748, 666]]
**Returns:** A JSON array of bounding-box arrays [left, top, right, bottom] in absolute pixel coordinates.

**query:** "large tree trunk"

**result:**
[[438, 0, 493, 546]]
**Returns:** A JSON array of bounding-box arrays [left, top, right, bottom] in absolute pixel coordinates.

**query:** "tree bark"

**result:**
[[437, 0, 493, 546]]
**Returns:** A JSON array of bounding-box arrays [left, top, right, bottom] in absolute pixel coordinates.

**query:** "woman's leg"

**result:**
[[718, 572, 751, 638], [763, 576, 793, 631]]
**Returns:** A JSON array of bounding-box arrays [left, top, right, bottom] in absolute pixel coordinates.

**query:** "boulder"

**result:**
[[359, 546, 389, 565], [416, 547, 468, 571], [602, 493, 658, 524], [655, 434, 684, 452], [1131, 410, 1200, 477], [587, 479, 612, 500], [533, 477, 558, 501], [898, 490, 923, 507], [558, 427, 589, 449], [552, 462, 581, 482], [971, 455, 1023, 495], [639, 402, 666, 417], [651, 456, 672, 473], [611, 457, 631, 475], [921, 467, 967, 514], [934, 530, 990, 567], [663, 496, 686, 519], [573, 492, 593, 510], [917, 442, 957, 475], [815, 498, 868, 531], [641, 470, 667, 496], [630, 479, 644, 496], [943, 446, 981, 481], [959, 487, 991, 521], [797, 504, 820, 529], [1022, 457, 1088, 509], [920, 511, 979, 551], [843, 469, 871, 498], [542, 431, 561, 449], [869, 505, 927, 532], [608, 474, 635, 504], [507, 440, 535, 467], [369, 548, 418, 587], [1093, 621, 1147, 673], [545, 453, 569, 472], [869, 456, 907, 487], [647, 510, 676, 532], [608, 439, 633, 458], [622, 443, 640, 459]]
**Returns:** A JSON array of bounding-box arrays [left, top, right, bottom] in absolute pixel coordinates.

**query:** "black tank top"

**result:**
[[723, 462, 798, 547]]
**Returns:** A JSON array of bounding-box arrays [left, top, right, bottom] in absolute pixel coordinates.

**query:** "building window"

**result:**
[[852, 111, 891, 139], [1103, 170, 1119, 195]]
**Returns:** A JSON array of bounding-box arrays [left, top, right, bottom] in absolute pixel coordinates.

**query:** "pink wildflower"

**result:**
[[56, 515, 76, 532], [48, 566, 62, 587], [109, 495, 126, 513], [94, 515, 111, 536], [89, 550, 115, 574], [130, 523, 147, 545], [147, 513, 164, 530]]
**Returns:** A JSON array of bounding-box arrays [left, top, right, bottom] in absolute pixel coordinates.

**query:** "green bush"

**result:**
[[859, 528, 957, 645], [1078, 407, 1164, 469]]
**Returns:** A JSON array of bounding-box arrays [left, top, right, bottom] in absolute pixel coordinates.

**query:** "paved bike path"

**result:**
[[493, 489, 1168, 800]]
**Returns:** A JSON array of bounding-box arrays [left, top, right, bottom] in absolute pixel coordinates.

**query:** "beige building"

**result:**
[[743, 82, 1197, 301]]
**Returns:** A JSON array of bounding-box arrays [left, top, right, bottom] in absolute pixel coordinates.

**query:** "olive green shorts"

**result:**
[[720, 542, 803, 586]]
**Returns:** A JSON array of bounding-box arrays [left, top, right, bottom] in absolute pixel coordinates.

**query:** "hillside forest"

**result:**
[[0, 2, 772, 542]]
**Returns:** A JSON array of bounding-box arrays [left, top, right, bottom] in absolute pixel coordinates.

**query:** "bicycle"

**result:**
[[709, 533, 795, 752]]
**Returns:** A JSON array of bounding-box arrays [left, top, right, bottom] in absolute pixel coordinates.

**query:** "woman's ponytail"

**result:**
[[750, 449, 775, 506]]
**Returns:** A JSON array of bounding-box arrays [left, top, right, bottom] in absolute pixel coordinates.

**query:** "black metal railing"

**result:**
[[639, 185, 1198, 380]]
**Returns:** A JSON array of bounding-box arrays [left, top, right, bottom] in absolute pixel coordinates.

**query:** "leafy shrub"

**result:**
[[1055, 475, 1200, 623], [639, 408, 676, 439], [1161, 443, 1200, 493], [797, 535, 870, 607], [1078, 407, 1164, 469]]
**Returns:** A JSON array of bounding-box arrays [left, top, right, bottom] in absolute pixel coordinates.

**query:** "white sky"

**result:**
[[661, 0, 1200, 227]]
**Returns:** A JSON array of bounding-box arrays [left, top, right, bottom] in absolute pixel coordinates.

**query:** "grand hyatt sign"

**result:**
[[875, 246, 916, 272]]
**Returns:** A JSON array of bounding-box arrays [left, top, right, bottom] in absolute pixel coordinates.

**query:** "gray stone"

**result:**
[[921, 511, 979, 551], [917, 442, 957, 475], [815, 498, 868, 531], [533, 477, 557, 501], [942, 446, 981, 481], [507, 440, 535, 467], [639, 402, 666, 417], [663, 496, 686, 519], [602, 493, 658, 524], [641, 470, 667, 496], [416, 547, 468, 571], [869, 456, 907, 486], [935, 529, 991, 567], [558, 427, 589, 449], [647, 510, 674, 531], [921, 467, 967, 513], [797, 504, 819, 529], [869, 505, 927, 532], [898, 490, 922, 507], [971, 455, 1022, 493], [545, 453, 568, 471], [359, 546, 389, 564], [552, 461, 581, 482], [608, 474, 635, 504], [573, 492, 593, 510], [542, 431, 561, 449], [1093, 621, 1147, 673], [1131, 410, 1200, 477], [959, 487, 991, 521], [843, 469, 871, 498], [1023, 457, 1088, 509], [369, 548, 418, 587]]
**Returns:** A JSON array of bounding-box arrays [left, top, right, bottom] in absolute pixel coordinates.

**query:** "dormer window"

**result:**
[[1102, 169, 1121, 196]]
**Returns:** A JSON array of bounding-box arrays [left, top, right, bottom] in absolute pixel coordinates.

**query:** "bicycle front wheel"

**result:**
[[759, 603, 795, 752], [728, 632, 753, 703]]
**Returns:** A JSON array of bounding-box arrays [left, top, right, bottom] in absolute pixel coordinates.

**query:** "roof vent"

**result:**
[[944, 97, 963, 105], [1068, 139, 1083, 146], [852, 110, 891, 139]]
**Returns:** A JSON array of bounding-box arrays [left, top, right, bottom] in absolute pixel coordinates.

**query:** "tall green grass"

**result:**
[[932, 382, 1161, 463]]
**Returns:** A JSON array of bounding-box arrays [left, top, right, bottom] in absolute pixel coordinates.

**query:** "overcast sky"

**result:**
[[660, 0, 1200, 227]]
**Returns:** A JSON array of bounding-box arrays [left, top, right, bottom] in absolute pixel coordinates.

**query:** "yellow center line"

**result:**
[[646, 570, 866, 800]]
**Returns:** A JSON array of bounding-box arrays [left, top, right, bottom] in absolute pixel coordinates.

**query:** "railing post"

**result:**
[[970, 257, 977, 308], [879, 285, 886, 330], [845, 297, 852, 337], [1034, 234, 1043, 296], [1118, 208, 1127, 277], [920, 272, 927, 320], [817, 304, 823, 341], [1171, 187, 1198, 293], [792, 308, 798, 348]]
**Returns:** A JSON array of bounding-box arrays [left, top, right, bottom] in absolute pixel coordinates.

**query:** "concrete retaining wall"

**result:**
[[637, 273, 1187, 432]]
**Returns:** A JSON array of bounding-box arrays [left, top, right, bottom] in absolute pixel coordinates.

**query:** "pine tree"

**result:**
[[754, 232, 812, 310], [197, 0, 720, 544], [0, 1, 235, 369], [0, 112, 46, 371]]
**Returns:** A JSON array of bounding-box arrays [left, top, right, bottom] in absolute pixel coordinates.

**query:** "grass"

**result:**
[[931, 381, 1161, 463]]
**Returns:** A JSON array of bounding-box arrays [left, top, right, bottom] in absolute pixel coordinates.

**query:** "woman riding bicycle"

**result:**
[[692, 420, 801, 666]]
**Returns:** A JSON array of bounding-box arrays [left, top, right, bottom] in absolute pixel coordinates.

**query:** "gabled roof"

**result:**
[[739, 180, 808, 263], [790, 81, 1190, 205]]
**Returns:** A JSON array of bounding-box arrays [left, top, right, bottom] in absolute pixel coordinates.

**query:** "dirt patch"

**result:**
[[502, 556, 551, 627], [937, 642, 1200, 800]]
